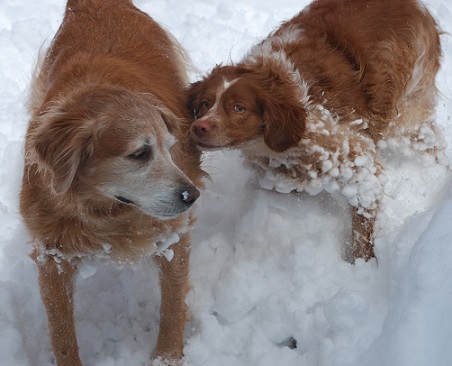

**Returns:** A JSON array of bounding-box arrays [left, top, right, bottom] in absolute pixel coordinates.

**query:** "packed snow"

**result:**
[[1, 0, 452, 365]]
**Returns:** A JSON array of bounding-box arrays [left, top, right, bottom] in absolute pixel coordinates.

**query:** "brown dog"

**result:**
[[20, 0, 204, 365], [188, 0, 444, 261]]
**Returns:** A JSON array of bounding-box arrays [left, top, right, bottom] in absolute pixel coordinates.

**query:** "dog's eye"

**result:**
[[128, 146, 151, 161], [233, 105, 246, 113], [200, 100, 209, 109]]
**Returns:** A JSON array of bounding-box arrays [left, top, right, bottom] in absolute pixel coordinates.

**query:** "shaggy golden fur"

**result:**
[[188, 0, 444, 261], [20, 0, 204, 365]]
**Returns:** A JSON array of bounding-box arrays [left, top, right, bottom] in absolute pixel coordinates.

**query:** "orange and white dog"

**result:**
[[189, 0, 445, 261], [20, 0, 204, 365]]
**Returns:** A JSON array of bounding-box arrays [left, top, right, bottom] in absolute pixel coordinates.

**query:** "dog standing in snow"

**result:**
[[188, 0, 445, 261], [20, 0, 204, 365]]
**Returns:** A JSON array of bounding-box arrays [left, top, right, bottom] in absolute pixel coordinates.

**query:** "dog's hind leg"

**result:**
[[153, 233, 191, 364], [33, 249, 82, 366]]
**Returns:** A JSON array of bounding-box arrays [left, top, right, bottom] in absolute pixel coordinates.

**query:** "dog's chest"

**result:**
[[241, 107, 383, 210]]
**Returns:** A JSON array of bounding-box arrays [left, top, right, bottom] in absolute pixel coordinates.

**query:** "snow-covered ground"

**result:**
[[1, 0, 452, 365]]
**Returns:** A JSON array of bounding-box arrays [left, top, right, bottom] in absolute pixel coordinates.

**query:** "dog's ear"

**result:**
[[157, 105, 183, 135], [187, 81, 204, 118], [260, 94, 307, 152], [32, 106, 96, 194]]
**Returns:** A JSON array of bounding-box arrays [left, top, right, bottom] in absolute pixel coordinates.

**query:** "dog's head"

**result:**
[[188, 64, 307, 153], [30, 85, 199, 219]]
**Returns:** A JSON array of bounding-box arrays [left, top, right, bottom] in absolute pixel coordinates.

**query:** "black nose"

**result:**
[[181, 184, 200, 204]]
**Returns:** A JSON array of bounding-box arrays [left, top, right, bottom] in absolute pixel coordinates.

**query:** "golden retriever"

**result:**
[[188, 0, 445, 261], [20, 0, 204, 364]]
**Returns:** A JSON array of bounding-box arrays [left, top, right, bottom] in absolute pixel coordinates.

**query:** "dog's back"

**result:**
[[274, 0, 441, 139], [38, 0, 188, 117]]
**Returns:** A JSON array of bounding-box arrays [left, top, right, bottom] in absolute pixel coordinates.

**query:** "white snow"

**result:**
[[182, 191, 189, 201], [1, 0, 452, 365]]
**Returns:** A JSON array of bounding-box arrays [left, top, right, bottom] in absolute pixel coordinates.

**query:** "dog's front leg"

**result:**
[[33, 250, 82, 366], [153, 234, 191, 364], [351, 206, 376, 262]]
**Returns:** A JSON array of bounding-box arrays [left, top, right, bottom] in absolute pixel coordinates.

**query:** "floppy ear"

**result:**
[[261, 95, 307, 152], [187, 81, 204, 118], [32, 107, 95, 194], [156, 105, 184, 135]]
